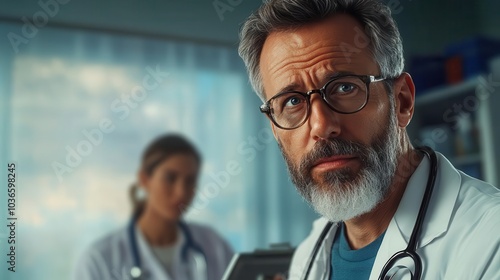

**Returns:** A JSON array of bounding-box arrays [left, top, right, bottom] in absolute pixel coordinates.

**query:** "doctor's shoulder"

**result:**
[[452, 170, 500, 227], [437, 171, 500, 278], [72, 227, 130, 280]]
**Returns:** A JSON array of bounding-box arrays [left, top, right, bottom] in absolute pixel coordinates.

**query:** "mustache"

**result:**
[[299, 138, 369, 173]]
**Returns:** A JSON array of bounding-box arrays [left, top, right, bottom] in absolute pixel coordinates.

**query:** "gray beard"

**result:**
[[279, 107, 399, 222]]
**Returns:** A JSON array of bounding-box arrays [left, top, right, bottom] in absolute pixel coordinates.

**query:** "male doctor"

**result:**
[[238, 0, 500, 279]]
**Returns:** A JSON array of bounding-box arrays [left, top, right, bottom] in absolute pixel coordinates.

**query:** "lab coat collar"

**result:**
[[393, 152, 461, 246], [302, 218, 339, 280], [135, 225, 185, 280], [370, 152, 461, 279], [135, 226, 168, 279]]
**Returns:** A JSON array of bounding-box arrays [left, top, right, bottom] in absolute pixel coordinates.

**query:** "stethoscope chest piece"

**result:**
[[382, 266, 410, 280], [130, 266, 142, 279], [127, 215, 209, 280], [380, 257, 419, 280]]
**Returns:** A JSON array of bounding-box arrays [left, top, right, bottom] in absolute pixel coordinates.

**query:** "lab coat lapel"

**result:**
[[369, 152, 461, 280], [171, 230, 191, 280], [135, 227, 173, 280], [306, 221, 339, 280], [319, 223, 338, 280]]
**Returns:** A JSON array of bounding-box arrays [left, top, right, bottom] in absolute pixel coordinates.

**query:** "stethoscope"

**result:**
[[127, 212, 209, 280], [302, 146, 438, 280]]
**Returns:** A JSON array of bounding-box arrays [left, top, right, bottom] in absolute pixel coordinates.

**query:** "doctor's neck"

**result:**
[[137, 207, 178, 246]]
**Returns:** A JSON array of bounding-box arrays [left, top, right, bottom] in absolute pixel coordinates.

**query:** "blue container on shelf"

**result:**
[[408, 55, 447, 94], [445, 36, 500, 79]]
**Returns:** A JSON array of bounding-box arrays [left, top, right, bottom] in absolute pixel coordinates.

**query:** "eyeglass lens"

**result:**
[[269, 76, 368, 128]]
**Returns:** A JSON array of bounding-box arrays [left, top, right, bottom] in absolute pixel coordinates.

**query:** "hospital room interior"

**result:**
[[1, 0, 500, 279]]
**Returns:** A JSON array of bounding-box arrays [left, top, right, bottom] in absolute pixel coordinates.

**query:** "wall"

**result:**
[[0, 0, 263, 45], [2, 0, 499, 50], [391, 0, 500, 61], [479, 0, 500, 39]]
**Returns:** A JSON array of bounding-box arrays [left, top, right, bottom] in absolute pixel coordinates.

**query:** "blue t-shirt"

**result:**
[[330, 223, 385, 280]]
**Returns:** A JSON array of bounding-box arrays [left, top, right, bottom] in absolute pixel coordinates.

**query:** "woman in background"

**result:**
[[74, 134, 233, 280]]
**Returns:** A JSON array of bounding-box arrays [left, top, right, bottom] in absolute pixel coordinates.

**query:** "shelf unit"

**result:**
[[408, 75, 500, 186]]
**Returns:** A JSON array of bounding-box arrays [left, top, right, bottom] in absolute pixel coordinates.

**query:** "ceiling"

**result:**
[[1, 0, 499, 55]]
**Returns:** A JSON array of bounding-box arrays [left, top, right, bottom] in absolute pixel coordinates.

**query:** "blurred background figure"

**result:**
[[74, 134, 233, 280], [1, 1, 316, 279]]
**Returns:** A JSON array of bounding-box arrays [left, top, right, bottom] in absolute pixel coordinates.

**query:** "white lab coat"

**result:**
[[289, 152, 500, 280], [73, 222, 233, 280]]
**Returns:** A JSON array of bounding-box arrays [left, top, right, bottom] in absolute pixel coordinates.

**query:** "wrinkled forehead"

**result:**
[[259, 14, 379, 99]]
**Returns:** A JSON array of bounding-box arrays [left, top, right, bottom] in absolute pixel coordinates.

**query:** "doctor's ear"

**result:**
[[130, 182, 148, 203], [392, 72, 416, 128], [138, 170, 150, 191]]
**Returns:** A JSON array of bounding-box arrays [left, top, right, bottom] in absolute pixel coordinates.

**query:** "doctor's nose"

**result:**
[[308, 95, 341, 141], [171, 179, 195, 199]]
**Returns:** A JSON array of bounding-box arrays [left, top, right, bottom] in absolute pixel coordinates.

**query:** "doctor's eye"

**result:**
[[273, 93, 306, 113], [284, 96, 303, 107], [327, 82, 359, 96], [184, 176, 198, 189], [164, 171, 178, 185]]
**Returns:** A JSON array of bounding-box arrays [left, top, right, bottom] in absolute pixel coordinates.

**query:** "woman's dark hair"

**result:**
[[129, 134, 201, 215]]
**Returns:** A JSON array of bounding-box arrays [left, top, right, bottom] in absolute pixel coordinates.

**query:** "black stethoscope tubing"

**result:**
[[302, 147, 437, 280], [127, 213, 208, 280]]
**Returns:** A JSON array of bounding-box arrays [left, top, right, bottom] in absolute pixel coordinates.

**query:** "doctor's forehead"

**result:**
[[259, 14, 378, 96]]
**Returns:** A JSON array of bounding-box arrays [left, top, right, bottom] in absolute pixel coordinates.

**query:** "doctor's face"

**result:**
[[259, 15, 400, 222], [143, 153, 199, 222]]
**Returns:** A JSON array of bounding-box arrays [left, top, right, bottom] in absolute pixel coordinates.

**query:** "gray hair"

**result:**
[[238, 0, 404, 101]]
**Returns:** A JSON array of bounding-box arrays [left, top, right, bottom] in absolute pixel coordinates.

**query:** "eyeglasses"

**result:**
[[260, 75, 386, 130]]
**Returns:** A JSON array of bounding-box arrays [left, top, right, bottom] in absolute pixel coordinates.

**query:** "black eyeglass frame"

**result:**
[[259, 75, 387, 130]]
